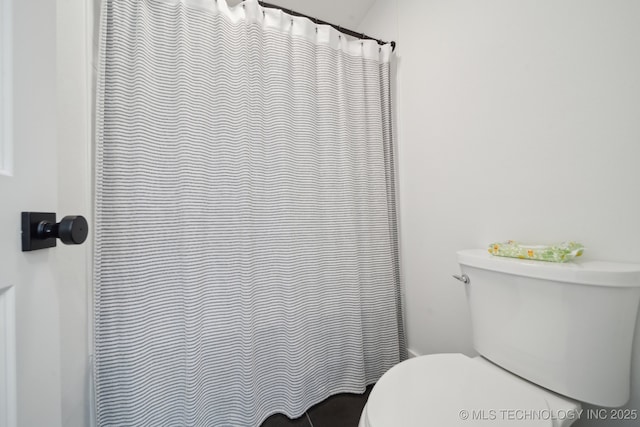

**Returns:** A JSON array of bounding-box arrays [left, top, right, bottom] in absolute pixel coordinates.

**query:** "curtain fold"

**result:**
[[94, 0, 404, 425]]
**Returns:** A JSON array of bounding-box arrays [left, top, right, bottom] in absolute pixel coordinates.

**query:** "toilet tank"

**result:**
[[457, 249, 640, 407]]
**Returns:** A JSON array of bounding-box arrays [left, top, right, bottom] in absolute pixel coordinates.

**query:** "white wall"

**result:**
[[56, 0, 94, 425], [359, 0, 640, 425]]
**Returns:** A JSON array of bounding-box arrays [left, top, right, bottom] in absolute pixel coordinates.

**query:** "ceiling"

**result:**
[[227, 0, 377, 29]]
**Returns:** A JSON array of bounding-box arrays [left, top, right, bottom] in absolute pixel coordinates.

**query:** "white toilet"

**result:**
[[360, 249, 640, 427]]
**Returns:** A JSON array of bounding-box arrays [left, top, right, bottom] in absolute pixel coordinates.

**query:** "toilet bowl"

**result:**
[[360, 249, 640, 427], [359, 354, 580, 427]]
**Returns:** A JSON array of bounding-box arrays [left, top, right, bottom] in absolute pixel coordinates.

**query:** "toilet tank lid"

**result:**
[[458, 249, 640, 287]]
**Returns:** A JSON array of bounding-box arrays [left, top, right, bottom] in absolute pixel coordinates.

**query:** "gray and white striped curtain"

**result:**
[[94, 0, 404, 425]]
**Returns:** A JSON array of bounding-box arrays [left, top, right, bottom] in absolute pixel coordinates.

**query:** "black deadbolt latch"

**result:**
[[21, 212, 89, 252]]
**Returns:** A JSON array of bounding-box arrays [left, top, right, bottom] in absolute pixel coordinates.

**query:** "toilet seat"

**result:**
[[362, 354, 581, 427]]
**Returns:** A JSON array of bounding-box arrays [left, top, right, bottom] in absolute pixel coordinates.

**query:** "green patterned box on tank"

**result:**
[[488, 241, 584, 263]]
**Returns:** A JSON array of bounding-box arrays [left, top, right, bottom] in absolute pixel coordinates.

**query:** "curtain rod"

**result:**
[[256, 1, 396, 51]]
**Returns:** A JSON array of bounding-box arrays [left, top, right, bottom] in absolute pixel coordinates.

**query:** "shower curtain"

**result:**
[[94, 0, 404, 425]]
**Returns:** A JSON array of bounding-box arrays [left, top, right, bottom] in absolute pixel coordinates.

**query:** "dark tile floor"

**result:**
[[260, 385, 374, 427]]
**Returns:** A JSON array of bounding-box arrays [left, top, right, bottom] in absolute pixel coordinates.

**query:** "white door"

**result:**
[[0, 0, 92, 426]]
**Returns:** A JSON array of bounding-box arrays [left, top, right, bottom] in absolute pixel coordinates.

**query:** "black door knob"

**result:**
[[37, 215, 89, 245], [21, 212, 89, 251]]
